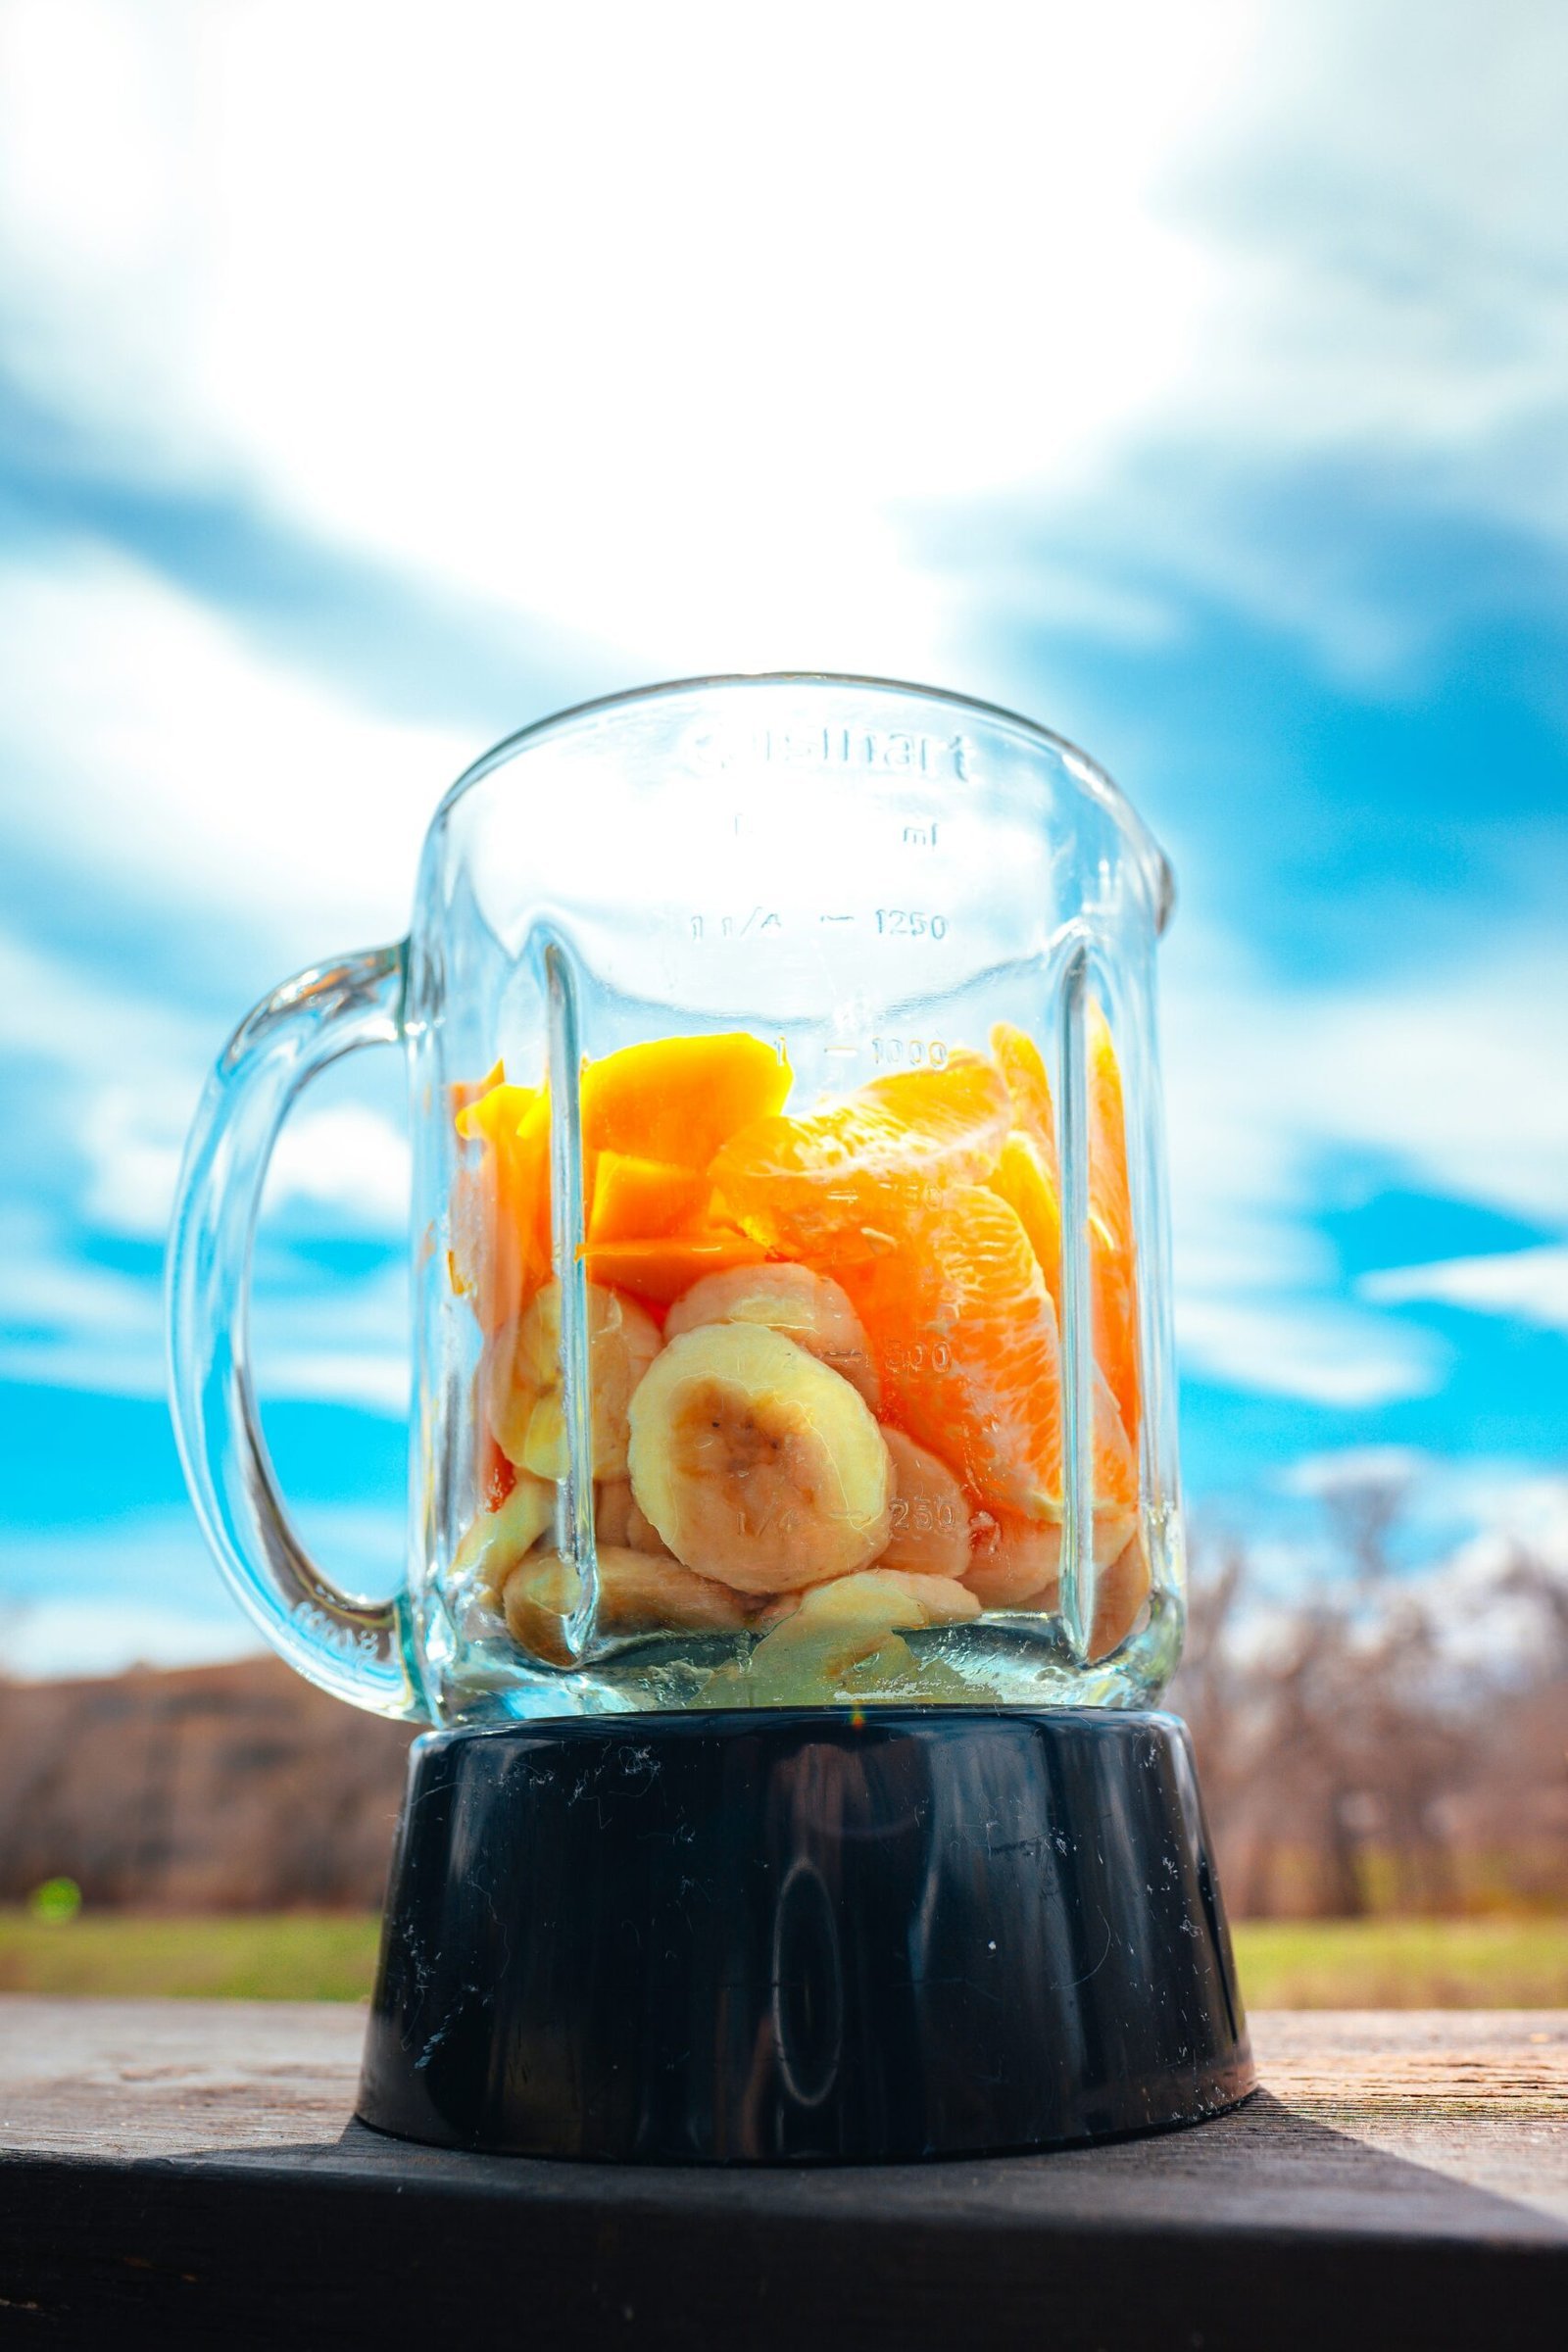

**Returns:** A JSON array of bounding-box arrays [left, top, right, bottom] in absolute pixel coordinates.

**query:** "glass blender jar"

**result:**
[[169, 674, 1250, 2160]]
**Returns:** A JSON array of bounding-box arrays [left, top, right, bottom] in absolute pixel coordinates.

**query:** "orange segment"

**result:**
[[587, 1152, 713, 1245], [582, 1032, 791, 1168], [830, 1184, 1138, 1522], [1087, 1005, 1132, 1248], [989, 1022, 1062, 1309], [710, 1051, 1011, 1255], [1087, 1004, 1140, 1446], [991, 1021, 1058, 1177], [988, 1131, 1062, 1313], [579, 1232, 769, 1307]]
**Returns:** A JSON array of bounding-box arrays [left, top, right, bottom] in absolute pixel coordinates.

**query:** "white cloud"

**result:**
[[2, 0, 1566, 1478], [2, 0, 1564, 693], [1158, 914, 1568, 1405], [0, 545, 471, 951], [0, 1598, 261, 1680], [0, 920, 411, 1248], [0, 928, 206, 1079], [1273, 1447, 1568, 1564], [258, 1348, 409, 1416], [1362, 1244, 1568, 1333], [1176, 1294, 1444, 1406], [0, 1200, 409, 1412], [77, 1086, 411, 1245], [267, 1104, 410, 1234], [0, 2, 1265, 675], [0, 1212, 166, 1395], [0, 1500, 405, 1674], [1279, 1446, 1428, 1497]]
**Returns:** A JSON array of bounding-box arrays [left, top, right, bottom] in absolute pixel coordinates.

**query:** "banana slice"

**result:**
[[749, 1567, 979, 1684], [595, 1478, 635, 1546], [502, 1544, 751, 1666], [625, 1497, 674, 1558], [964, 1510, 1151, 1657], [627, 1322, 893, 1594], [452, 1471, 555, 1602], [664, 1264, 880, 1407], [593, 1473, 676, 1556], [962, 1511, 1061, 1611], [878, 1429, 973, 1579], [489, 1278, 661, 1479], [1091, 1531, 1152, 1658]]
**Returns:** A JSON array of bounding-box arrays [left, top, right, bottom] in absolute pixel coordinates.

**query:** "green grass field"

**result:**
[[0, 1909, 1564, 2005]]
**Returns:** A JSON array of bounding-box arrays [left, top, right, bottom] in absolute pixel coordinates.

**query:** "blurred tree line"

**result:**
[[0, 1479, 1563, 1915], [1174, 1479, 1568, 1917]]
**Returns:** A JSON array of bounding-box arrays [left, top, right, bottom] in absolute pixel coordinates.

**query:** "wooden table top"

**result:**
[[1, 2001, 1564, 2349]]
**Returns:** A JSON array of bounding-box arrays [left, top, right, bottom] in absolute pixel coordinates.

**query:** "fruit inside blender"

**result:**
[[445, 1024, 1151, 1697]]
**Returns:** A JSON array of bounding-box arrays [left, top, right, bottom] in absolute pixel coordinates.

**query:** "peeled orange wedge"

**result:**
[[988, 1131, 1061, 1310], [1086, 1004, 1141, 1446], [991, 1021, 1058, 1175], [710, 1051, 1011, 1255], [988, 1012, 1141, 1447], [832, 1182, 1138, 1524]]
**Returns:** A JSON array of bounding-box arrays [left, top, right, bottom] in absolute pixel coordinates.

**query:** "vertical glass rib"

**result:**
[[543, 934, 597, 1655], [1055, 946, 1093, 1663], [1115, 948, 1182, 1604]]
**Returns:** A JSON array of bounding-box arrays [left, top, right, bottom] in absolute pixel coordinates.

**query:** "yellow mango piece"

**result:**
[[581, 1033, 791, 1169], [579, 1232, 769, 1306], [450, 1077, 553, 1331], [587, 1152, 714, 1245]]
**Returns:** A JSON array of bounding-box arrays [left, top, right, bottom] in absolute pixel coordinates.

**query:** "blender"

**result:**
[[168, 673, 1251, 2160]]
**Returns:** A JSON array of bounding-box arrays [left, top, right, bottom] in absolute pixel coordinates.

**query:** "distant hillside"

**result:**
[[2, 1524, 1562, 1920], [0, 1657, 413, 1909]]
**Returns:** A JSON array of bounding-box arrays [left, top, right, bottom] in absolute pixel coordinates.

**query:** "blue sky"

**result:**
[[1, 0, 1565, 1672]]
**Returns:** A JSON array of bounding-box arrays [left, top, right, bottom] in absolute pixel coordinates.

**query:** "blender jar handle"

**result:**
[[166, 943, 425, 1722]]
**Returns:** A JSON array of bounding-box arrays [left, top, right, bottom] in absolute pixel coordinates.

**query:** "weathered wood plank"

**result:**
[[0, 1996, 361, 2157], [0, 2002, 1563, 2350]]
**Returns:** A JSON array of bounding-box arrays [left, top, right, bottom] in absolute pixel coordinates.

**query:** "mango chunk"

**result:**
[[579, 1232, 769, 1306], [587, 1152, 714, 1245], [582, 1033, 791, 1168]]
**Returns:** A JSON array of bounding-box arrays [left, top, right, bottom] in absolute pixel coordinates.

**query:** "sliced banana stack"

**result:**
[[664, 1263, 881, 1407], [451, 1471, 555, 1602], [878, 1428, 973, 1579], [627, 1321, 893, 1594], [502, 1545, 751, 1667], [749, 1567, 980, 1688], [487, 1277, 662, 1482], [962, 1511, 1062, 1611], [964, 1511, 1152, 1659], [595, 1477, 675, 1558]]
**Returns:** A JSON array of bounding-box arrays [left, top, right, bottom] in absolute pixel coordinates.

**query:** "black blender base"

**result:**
[[357, 1707, 1252, 2163]]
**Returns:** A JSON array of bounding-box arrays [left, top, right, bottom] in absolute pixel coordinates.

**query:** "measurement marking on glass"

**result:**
[[871, 1037, 949, 1066], [874, 908, 949, 939], [688, 910, 783, 940], [688, 725, 977, 781], [818, 912, 856, 924]]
